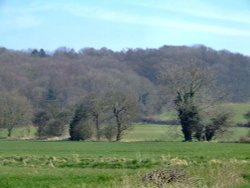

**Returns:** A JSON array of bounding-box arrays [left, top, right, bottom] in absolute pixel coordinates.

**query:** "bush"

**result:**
[[44, 119, 67, 137], [33, 110, 70, 139], [236, 122, 250, 127], [205, 110, 232, 141], [69, 104, 94, 141], [71, 119, 94, 141], [103, 124, 116, 141], [33, 111, 51, 138], [244, 111, 250, 122]]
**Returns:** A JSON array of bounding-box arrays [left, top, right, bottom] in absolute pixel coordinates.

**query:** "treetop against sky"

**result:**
[[1, 0, 250, 55]]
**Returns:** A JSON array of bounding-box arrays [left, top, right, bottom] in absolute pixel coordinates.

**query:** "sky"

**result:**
[[1, 0, 250, 55]]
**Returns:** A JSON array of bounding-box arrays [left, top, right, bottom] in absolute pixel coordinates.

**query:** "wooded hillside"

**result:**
[[0, 45, 250, 116]]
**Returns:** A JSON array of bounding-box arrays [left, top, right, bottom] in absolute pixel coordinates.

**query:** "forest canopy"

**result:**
[[0, 45, 250, 140]]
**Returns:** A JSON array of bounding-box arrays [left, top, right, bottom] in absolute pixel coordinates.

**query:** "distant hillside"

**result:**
[[120, 45, 250, 102], [0, 45, 250, 115]]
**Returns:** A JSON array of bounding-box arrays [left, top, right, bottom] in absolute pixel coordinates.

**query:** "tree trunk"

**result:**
[[94, 114, 101, 141], [7, 127, 13, 137], [115, 115, 122, 141], [181, 123, 192, 141]]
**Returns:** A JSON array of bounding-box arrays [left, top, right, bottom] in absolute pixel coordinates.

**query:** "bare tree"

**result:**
[[159, 60, 212, 141], [33, 111, 51, 138], [81, 94, 108, 140], [107, 91, 138, 141], [0, 92, 32, 137]]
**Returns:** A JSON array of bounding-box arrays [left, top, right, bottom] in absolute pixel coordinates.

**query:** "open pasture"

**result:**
[[0, 102, 250, 187], [0, 140, 250, 187]]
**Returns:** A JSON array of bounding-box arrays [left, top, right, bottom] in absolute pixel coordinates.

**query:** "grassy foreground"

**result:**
[[0, 102, 250, 187], [0, 140, 250, 188]]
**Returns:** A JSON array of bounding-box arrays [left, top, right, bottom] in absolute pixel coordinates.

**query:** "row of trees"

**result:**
[[8, 91, 138, 141], [0, 60, 232, 142], [69, 92, 138, 141], [0, 45, 250, 141]]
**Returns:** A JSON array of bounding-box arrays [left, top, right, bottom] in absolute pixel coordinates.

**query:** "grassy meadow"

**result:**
[[0, 140, 250, 188], [222, 103, 250, 123], [0, 102, 250, 187]]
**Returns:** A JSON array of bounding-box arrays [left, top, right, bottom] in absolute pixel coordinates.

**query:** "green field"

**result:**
[[124, 124, 250, 142], [222, 103, 250, 123], [124, 102, 250, 143], [123, 124, 183, 142], [0, 140, 250, 188], [1, 102, 250, 187], [154, 111, 178, 120], [155, 102, 250, 124], [1, 124, 249, 143]]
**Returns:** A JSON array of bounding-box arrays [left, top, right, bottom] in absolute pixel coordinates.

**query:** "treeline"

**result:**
[[0, 45, 250, 140]]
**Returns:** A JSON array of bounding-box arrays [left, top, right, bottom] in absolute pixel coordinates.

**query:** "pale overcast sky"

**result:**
[[1, 0, 250, 55]]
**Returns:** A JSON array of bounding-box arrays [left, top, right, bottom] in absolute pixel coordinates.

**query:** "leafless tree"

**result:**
[[0, 92, 32, 137], [107, 91, 139, 141], [159, 60, 213, 141]]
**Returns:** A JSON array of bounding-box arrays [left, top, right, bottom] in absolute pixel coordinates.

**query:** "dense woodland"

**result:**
[[0, 45, 250, 140]]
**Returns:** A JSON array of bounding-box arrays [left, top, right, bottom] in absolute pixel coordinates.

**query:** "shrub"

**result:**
[[44, 119, 67, 137], [103, 124, 116, 141], [76, 121, 94, 140], [205, 110, 232, 141], [33, 110, 69, 138]]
